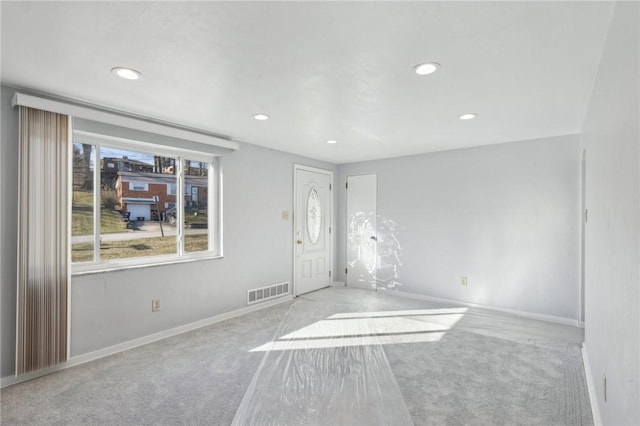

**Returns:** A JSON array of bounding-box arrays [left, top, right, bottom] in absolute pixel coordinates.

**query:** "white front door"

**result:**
[[346, 174, 377, 289], [294, 165, 332, 296]]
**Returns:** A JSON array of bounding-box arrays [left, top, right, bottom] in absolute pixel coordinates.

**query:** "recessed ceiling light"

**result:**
[[459, 113, 478, 120], [253, 114, 269, 121], [413, 62, 440, 76], [111, 67, 142, 80], [326, 140, 337, 144]]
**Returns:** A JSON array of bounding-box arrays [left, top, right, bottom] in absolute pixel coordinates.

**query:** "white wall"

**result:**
[[582, 2, 639, 425], [0, 85, 337, 374], [337, 134, 582, 321], [0, 87, 19, 377], [71, 142, 335, 357]]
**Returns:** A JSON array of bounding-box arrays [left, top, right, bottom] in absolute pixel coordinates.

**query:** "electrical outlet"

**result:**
[[152, 299, 160, 312], [461, 276, 468, 287]]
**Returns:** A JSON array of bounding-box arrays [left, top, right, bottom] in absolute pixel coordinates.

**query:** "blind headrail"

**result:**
[[11, 92, 239, 151]]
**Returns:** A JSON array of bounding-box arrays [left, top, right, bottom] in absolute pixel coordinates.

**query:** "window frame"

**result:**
[[71, 131, 222, 275]]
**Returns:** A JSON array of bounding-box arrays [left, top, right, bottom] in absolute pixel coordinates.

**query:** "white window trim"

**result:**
[[73, 252, 223, 275], [176, 158, 185, 255], [71, 132, 221, 274]]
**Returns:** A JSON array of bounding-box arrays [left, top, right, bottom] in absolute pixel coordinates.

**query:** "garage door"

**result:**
[[127, 203, 150, 221]]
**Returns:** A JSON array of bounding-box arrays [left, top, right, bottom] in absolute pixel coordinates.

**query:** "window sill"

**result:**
[[71, 253, 223, 276]]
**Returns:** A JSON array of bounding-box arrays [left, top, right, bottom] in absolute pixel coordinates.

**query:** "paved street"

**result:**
[[71, 221, 207, 243]]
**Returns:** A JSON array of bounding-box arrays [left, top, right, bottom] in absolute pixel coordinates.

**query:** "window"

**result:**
[[71, 143, 96, 262], [129, 181, 148, 191], [71, 137, 220, 271], [183, 159, 209, 253]]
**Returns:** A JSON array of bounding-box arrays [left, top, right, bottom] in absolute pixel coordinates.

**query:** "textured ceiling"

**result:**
[[1, 2, 614, 163]]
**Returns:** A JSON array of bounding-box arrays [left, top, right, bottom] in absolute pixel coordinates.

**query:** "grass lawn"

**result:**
[[72, 190, 126, 235], [72, 234, 208, 262], [184, 209, 208, 224], [184, 234, 209, 252]]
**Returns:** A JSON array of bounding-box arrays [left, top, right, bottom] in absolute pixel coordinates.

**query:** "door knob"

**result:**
[[297, 240, 303, 244], [370, 236, 377, 241]]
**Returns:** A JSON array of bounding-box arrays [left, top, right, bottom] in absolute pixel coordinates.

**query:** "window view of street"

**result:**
[[71, 144, 95, 262], [71, 143, 210, 263], [183, 159, 209, 253]]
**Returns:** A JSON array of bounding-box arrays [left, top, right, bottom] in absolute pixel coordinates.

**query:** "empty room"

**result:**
[[0, 1, 638, 425]]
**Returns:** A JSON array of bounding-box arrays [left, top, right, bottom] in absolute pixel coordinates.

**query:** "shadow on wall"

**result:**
[[347, 212, 403, 291]]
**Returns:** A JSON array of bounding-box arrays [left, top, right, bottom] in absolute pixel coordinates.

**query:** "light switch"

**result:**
[[282, 211, 289, 220]]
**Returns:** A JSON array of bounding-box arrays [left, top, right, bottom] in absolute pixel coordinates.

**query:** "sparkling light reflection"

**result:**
[[347, 213, 404, 290]]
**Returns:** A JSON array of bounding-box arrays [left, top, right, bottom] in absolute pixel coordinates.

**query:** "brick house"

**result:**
[[102, 156, 154, 189], [116, 171, 208, 221]]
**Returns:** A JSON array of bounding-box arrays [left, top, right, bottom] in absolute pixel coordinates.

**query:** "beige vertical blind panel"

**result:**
[[16, 106, 69, 375]]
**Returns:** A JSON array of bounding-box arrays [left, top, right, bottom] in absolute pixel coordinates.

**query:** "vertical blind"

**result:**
[[16, 106, 69, 375]]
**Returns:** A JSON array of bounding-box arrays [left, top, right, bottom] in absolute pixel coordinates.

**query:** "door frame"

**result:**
[[580, 149, 586, 326], [293, 164, 334, 296]]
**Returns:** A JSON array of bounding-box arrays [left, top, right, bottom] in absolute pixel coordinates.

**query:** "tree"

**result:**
[[154, 156, 162, 173], [153, 156, 175, 174], [81, 144, 93, 190]]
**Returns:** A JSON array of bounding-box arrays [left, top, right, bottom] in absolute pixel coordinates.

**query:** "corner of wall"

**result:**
[[581, 343, 602, 426]]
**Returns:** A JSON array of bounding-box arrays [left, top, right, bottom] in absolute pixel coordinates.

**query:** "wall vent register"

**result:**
[[247, 282, 290, 305]]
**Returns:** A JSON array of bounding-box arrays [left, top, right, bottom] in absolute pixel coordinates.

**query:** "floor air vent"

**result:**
[[247, 282, 290, 305]]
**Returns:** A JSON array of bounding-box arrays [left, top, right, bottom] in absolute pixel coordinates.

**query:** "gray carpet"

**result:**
[[1, 287, 592, 425]]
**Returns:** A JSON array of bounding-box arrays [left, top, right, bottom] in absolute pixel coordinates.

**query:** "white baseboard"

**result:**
[[582, 343, 602, 426], [1, 294, 293, 389], [383, 288, 580, 327]]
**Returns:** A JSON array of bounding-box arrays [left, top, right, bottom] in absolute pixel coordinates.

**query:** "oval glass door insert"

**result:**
[[307, 188, 322, 244]]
